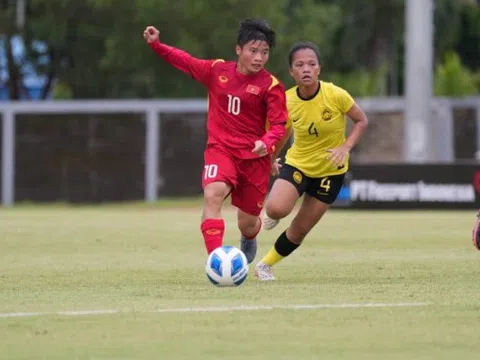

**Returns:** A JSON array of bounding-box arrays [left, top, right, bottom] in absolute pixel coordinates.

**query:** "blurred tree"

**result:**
[[433, 0, 463, 65], [0, 0, 478, 99], [26, 0, 135, 98], [1, 0, 23, 99], [434, 52, 478, 96], [322, 0, 404, 95], [272, 0, 343, 89], [119, 0, 291, 98], [326, 65, 390, 97], [454, 1, 480, 71], [326, 0, 478, 96], [93, 0, 345, 97], [1, 0, 120, 99], [432, 0, 480, 97]]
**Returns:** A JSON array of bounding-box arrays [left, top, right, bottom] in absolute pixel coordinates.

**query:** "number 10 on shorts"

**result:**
[[204, 164, 218, 179]]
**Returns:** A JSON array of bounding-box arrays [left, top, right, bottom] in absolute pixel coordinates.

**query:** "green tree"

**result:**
[[434, 52, 478, 96], [324, 0, 404, 95], [454, 1, 480, 71], [1, 0, 478, 99], [1, 0, 23, 99]]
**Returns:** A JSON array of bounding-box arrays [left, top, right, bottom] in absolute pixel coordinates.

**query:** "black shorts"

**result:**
[[278, 164, 345, 204]]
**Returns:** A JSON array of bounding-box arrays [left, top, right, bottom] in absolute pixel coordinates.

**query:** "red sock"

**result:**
[[242, 217, 262, 240], [201, 218, 225, 254]]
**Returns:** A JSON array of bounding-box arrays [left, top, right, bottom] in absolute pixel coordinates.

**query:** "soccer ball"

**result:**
[[205, 245, 249, 286]]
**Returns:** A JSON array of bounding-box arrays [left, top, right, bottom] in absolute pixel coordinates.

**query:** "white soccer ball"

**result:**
[[205, 245, 249, 286]]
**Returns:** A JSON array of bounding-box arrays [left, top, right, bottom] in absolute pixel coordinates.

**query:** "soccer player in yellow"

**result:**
[[255, 41, 369, 281]]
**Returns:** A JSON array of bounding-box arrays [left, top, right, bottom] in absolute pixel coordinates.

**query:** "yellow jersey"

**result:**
[[285, 81, 354, 178]]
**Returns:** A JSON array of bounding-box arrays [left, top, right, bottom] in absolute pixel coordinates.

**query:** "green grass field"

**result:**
[[1, 204, 479, 359]]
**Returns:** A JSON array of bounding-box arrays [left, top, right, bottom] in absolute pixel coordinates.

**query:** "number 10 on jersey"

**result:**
[[227, 94, 241, 115]]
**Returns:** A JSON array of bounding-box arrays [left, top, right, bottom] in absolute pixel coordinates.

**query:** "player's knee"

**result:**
[[265, 201, 290, 220], [237, 215, 259, 235], [204, 184, 229, 207]]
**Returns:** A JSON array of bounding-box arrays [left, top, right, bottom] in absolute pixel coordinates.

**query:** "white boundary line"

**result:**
[[0, 302, 431, 319]]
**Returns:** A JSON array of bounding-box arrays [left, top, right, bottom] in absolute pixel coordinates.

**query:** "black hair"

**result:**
[[237, 18, 276, 49], [288, 41, 321, 67]]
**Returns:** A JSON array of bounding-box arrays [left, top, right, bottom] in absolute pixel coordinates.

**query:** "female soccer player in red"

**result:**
[[143, 19, 288, 263]]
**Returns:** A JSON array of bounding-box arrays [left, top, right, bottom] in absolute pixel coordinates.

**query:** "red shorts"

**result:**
[[202, 145, 270, 216]]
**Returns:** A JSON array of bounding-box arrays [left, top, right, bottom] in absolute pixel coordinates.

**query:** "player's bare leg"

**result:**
[[202, 182, 231, 220], [201, 182, 232, 254], [256, 195, 329, 281], [287, 195, 329, 244], [262, 179, 299, 230], [473, 209, 480, 250], [238, 210, 261, 263]]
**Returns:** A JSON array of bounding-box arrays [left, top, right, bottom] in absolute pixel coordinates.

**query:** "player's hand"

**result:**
[[143, 26, 160, 43], [271, 158, 282, 176], [326, 144, 350, 167], [252, 140, 268, 157]]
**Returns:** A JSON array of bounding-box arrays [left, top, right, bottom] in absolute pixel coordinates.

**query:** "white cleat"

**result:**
[[255, 261, 276, 281], [262, 213, 279, 231]]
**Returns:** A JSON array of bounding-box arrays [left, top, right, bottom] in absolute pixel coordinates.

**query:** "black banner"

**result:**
[[334, 164, 480, 209]]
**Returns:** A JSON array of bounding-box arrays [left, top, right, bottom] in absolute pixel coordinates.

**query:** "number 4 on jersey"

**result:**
[[308, 122, 319, 137]]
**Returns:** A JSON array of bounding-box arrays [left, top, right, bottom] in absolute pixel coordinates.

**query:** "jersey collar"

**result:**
[[296, 81, 321, 101]]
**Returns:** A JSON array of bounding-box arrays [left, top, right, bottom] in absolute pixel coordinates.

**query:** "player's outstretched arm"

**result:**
[[143, 25, 215, 86]]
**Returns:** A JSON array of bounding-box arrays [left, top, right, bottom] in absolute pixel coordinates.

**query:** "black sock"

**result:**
[[274, 230, 300, 257]]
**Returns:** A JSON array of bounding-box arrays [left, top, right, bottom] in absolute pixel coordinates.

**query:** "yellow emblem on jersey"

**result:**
[[293, 171, 303, 184], [322, 108, 333, 121]]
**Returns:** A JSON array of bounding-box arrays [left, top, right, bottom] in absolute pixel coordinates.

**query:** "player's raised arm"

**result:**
[[143, 25, 217, 86], [260, 78, 288, 153]]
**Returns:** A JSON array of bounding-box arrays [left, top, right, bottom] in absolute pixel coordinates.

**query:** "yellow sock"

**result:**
[[262, 246, 284, 266]]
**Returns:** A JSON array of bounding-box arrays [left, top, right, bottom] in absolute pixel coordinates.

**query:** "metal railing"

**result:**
[[1, 97, 479, 206]]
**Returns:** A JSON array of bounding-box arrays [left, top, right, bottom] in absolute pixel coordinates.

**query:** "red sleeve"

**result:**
[[261, 80, 288, 152], [148, 40, 215, 86]]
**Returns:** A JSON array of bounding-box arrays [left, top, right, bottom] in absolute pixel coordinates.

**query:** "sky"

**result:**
[[0, 35, 48, 87]]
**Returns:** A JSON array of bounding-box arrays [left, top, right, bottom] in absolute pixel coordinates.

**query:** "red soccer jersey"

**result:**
[[149, 40, 288, 159]]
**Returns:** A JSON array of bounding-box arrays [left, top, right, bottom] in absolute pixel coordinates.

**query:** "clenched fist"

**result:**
[[252, 140, 268, 157], [143, 26, 160, 43]]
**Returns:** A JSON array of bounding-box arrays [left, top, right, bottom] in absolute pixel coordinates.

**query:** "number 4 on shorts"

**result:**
[[320, 177, 330, 192]]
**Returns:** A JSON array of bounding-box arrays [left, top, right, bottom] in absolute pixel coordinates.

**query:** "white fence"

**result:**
[[1, 97, 480, 206]]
